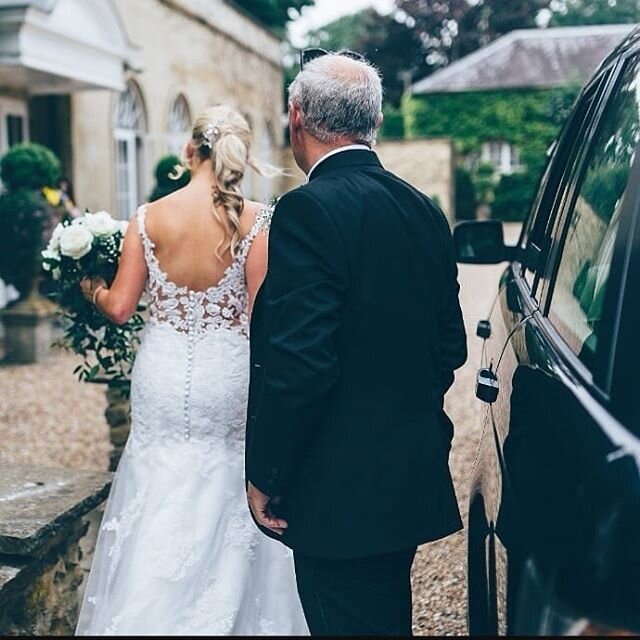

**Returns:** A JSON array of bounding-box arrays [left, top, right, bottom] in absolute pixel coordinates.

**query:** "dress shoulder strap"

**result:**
[[237, 204, 274, 261], [136, 203, 157, 267]]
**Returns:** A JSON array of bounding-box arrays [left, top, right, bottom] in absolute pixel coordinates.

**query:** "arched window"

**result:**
[[167, 94, 191, 155], [114, 82, 147, 219]]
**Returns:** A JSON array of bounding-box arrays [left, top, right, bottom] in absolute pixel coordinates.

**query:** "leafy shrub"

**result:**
[[455, 166, 476, 220], [0, 189, 50, 297], [473, 162, 498, 207], [149, 155, 190, 202], [380, 106, 405, 139], [0, 143, 60, 191], [492, 171, 538, 222]]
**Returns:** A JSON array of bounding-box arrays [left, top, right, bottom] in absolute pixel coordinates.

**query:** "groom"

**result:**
[[246, 50, 467, 636]]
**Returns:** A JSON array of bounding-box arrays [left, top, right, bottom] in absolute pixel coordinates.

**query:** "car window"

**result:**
[[548, 56, 640, 373], [522, 82, 606, 294]]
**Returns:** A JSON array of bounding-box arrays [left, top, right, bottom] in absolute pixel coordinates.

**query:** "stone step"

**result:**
[[0, 464, 111, 635], [0, 465, 111, 558]]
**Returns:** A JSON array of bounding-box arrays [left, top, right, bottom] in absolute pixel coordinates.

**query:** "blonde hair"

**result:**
[[175, 105, 282, 259]]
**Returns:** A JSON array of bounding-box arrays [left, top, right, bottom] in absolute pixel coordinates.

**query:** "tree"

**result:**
[[550, 0, 640, 26], [306, 8, 421, 105], [397, 0, 551, 78], [233, 0, 315, 32]]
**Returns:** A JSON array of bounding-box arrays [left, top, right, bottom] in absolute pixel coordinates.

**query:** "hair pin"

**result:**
[[202, 123, 221, 148]]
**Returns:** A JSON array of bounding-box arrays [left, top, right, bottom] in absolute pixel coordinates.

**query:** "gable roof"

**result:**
[[412, 24, 636, 94]]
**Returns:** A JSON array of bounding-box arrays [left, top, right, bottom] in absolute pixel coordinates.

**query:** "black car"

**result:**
[[454, 28, 640, 636]]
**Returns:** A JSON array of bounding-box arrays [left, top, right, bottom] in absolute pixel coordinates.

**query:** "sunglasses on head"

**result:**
[[299, 48, 366, 71]]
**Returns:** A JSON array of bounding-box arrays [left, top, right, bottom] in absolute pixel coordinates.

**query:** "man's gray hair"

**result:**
[[288, 54, 383, 145]]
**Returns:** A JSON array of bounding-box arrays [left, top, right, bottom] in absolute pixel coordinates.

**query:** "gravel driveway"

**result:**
[[412, 224, 521, 635], [0, 224, 520, 636]]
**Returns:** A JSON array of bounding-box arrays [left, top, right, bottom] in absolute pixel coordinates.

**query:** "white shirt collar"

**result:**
[[306, 144, 372, 182]]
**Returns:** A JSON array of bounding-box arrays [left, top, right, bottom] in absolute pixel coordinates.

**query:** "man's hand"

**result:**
[[247, 481, 288, 536]]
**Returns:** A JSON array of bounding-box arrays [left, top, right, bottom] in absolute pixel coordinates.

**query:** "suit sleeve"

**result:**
[[436, 209, 467, 395], [246, 190, 346, 497]]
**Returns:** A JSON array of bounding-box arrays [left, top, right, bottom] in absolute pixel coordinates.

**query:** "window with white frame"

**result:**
[[114, 82, 147, 219], [481, 140, 521, 175], [0, 98, 29, 155], [167, 94, 191, 156]]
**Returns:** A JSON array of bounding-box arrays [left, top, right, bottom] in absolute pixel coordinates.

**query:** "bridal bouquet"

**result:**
[[41, 211, 144, 385]]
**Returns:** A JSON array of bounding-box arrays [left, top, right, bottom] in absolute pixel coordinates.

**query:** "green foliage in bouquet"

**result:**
[[0, 143, 60, 299], [149, 155, 190, 202], [42, 214, 145, 389], [1, 142, 60, 191]]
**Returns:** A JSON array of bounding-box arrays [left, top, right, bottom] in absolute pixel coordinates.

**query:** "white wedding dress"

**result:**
[[76, 204, 308, 636]]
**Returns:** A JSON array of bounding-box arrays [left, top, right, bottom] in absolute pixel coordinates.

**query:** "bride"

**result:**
[[76, 106, 308, 636]]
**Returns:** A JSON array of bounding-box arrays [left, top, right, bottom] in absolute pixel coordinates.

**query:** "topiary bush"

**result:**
[[0, 190, 51, 298], [149, 155, 190, 202], [0, 143, 60, 300], [0, 142, 60, 191]]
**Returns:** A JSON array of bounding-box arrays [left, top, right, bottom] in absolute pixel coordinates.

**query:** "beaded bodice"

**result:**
[[137, 203, 272, 339]]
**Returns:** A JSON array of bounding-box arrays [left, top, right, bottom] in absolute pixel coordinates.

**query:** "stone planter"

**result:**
[[0, 289, 57, 364], [0, 465, 111, 635]]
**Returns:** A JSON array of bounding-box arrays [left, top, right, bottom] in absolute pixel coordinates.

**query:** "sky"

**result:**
[[287, 0, 396, 47]]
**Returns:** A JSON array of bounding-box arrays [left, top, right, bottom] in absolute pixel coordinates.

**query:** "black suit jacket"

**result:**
[[246, 149, 467, 559]]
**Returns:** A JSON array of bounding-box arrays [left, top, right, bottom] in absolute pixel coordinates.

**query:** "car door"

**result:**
[[498, 52, 640, 635], [468, 60, 621, 635]]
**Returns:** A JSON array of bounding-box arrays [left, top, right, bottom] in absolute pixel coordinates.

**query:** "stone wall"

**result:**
[[376, 138, 456, 222], [0, 465, 111, 635], [278, 138, 456, 222], [72, 0, 284, 215]]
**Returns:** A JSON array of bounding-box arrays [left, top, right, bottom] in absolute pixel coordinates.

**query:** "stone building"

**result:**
[[410, 24, 634, 177], [0, 0, 284, 218]]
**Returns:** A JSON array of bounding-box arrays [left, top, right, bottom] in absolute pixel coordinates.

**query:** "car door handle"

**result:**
[[476, 319, 491, 339], [476, 367, 499, 403]]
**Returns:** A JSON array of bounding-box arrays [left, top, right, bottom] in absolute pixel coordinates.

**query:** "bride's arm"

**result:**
[[245, 231, 268, 318], [81, 218, 148, 325]]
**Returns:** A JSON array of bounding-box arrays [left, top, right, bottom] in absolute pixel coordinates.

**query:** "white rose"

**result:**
[[59, 224, 94, 259], [41, 248, 60, 265], [85, 211, 120, 237], [48, 223, 64, 252]]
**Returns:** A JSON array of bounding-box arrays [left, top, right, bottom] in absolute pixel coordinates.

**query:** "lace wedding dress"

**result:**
[[76, 204, 308, 636]]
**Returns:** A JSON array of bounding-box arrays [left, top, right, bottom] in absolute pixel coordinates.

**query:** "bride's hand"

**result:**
[[247, 482, 288, 536], [80, 276, 108, 303]]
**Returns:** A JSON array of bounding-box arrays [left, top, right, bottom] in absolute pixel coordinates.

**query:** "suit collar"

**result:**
[[308, 148, 382, 181]]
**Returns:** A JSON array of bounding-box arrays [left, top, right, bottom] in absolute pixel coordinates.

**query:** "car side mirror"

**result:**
[[453, 220, 515, 264]]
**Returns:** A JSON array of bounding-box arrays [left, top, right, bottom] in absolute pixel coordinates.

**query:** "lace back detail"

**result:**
[[137, 203, 272, 339]]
